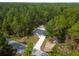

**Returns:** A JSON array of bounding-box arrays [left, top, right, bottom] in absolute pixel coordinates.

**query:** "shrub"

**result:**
[[22, 43, 33, 56]]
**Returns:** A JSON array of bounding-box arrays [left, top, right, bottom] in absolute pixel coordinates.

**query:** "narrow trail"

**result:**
[[32, 25, 48, 56], [33, 25, 46, 51]]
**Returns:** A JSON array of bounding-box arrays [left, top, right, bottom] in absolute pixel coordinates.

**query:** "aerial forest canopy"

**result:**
[[0, 3, 79, 43], [0, 3, 79, 56]]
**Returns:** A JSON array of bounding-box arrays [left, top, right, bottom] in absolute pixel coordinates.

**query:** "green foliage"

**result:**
[[0, 3, 79, 39], [48, 42, 78, 56], [45, 5, 79, 43], [26, 35, 38, 45], [22, 43, 33, 56], [0, 33, 6, 45], [68, 50, 79, 56], [68, 22, 79, 38], [0, 3, 52, 37], [45, 15, 67, 42], [48, 45, 61, 56]]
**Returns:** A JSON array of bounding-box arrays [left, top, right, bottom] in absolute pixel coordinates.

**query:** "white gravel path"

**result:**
[[32, 25, 48, 56]]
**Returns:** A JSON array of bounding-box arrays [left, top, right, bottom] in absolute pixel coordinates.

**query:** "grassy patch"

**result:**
[[48, 42, 79, 56], [26, 35, 38, 46], [4, 33, 38, 45], [3, 33, 20, 41]]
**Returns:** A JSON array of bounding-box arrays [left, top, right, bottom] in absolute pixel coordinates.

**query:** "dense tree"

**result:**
[[68, 22, 79, 43], [45, 15, 68, 42], [0, 3, 79, 42]]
